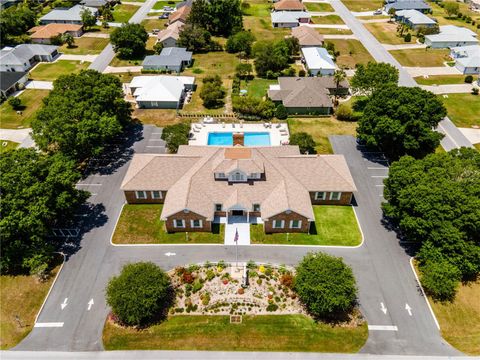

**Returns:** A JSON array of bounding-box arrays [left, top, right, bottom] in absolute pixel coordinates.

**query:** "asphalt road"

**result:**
[[330, 0, 474, 151], [13, 127, 460, 355], [88, 0, 157, 72]]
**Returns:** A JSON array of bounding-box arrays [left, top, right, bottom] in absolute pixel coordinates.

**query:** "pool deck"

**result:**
[[188, 122, 290, 146]]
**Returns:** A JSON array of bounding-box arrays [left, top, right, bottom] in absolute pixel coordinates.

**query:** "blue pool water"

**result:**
[[208, 132, 271, 146]]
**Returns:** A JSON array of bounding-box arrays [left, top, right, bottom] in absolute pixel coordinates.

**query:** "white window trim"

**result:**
[[174, 219, 185, 228], [151, 191, 162, 199], [135, 191, 147, 199], [290, 220, 302, 229], [330, 192, 342, 201], [273, 219, 285, 229], [191, 219, 203, 228], [315, 192, 326, 200]]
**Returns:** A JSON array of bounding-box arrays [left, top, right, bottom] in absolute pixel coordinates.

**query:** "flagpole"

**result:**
[[235, 227, 238, 268]]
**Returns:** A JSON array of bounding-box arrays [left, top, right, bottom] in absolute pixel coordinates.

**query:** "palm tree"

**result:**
[[333, 69, 347, 107]]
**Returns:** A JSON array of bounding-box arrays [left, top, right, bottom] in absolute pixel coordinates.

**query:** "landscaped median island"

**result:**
[[112, 204, 224, 244], [251, 205, 362, 246], [103, 256, 368, 351]]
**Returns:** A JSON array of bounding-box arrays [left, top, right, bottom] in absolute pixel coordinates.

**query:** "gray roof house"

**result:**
[[385, 0, 431, 13], [39, 5, 98, 25], [395, 9, 436, 29], [268, 77, 349, 115], [142, 47, 192, 73], [451, 45, 480, 74], [425, 25, 478, 48], [271, 11, 311, 28], [0, 44, 59, 72], [79, 0, 109, 8], [0, 71, 28, 98]]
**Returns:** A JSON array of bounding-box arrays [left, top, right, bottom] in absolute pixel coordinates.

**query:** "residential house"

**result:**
[[128, 75, 195, 109], [0, 71, 28, 98], [451, 44, 480, 74], [291, 26, 324, 47], [271, 11, 311, 28], [0, 44, 59, 72], [268, 76, 349, 115], [0, 0, 21, 9], [28, 24, 84, 44], [80, 0, 113, 8], [157, 21, 184, 48], [425, 25, 478, 48], [142, 47, 192, 73], [301, 47, 335, 76], [468, 0, 480, 11], [168, 5, 191, 25], [273, 0, 306, 12], [121, 146, 357, 233], [175, 0, 192, 9], [39, 5, 98, 25], [385, 0, 431, 13], [395, 9, 436, 29]]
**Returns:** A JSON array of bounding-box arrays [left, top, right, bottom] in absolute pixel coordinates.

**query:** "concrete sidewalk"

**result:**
[[421, 83, 475, 94], [382, 43, 427, 50], [0, 128, 31, 143], [224, 217, 251, 245], [405, 66, 462, 77]]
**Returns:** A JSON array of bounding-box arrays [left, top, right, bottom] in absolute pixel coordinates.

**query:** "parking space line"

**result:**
[[371, 175, 388, 178], [375, 184, 385, 187], [34, 322, 64, 328], [368, 167, 388, 170], [368, 325, 398, 331]]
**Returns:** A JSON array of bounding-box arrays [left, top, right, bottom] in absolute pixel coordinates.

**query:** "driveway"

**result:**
[[25, 80, 53, 90], [382, 43, 427, 51], [405, 66, 462, 77], [58, 54, 98, 62], [420, 83, 476, 94]]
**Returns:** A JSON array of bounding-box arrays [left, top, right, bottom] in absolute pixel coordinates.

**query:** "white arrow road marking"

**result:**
[[34, 322, 64, 328], [368, 325, 398, 331], [164, 252, 176, 257], [60, 298, 68, 310], [380, 302, 387, 315], [405, 303, 413, 316], [87, 299, 94, 311]]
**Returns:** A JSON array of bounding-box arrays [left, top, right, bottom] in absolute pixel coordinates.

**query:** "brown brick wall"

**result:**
[[309, 191, 352, 205], [124, 190, 167, 204], [264, 211, 310, 233], [165, 210, 212, 232]]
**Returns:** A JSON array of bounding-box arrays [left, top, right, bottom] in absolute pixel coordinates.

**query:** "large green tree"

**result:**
[[106, 262, 173, 326], [110, 23, 148, 59], [161, 123, 190, 153], [0, 149, 87, 274], [350, 62, 399, 95], [290, 132, 316, 154], [0, 5, 36, 47], [357, 85, 446, 160], [383, 148, 480, 282], [226, 31, 256, 57], [188, 0, 243, 36], [81, 8, 97, 30], [253, 40, 291, 78], [32, 70, 132, 162], [200, 75, 226, 108], [177, 24, 217, 53], [295, 253, 357, 319]]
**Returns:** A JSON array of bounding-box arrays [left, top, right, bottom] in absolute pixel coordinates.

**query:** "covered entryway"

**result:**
[[231, 210, 244, 216], [225, 206, 250, 245]]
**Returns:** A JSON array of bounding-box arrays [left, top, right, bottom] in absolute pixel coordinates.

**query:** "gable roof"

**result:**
[[271, 11, 310, 24], [425, 25, 478, 44], [142, 47, 192, 67], [395, 9, 436, 25], [274, 0, 305, 11], [130, 75, 195, 102], [291, 26, 324, 47], [0, 44, 58, 65], [29, 24, 83, 39], [169, 5, 190, 24], [385, 0, 430, 11], [40, 5, 97, 22], [453, 45, 480, 68], [157, 21, 184, 42], [302, 47, 335, 71], [0, 71, 28, 91]]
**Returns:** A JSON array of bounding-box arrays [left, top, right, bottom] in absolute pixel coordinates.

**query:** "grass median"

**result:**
[[439, 93, 480, 128], [0, 90, 50, 129]]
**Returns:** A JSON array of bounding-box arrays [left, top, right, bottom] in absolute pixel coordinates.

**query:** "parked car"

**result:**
[[163, 6, 174, 11], [152, 28, 160, 34], [159, 13, 169, 19], [373, 9, 383, 15]]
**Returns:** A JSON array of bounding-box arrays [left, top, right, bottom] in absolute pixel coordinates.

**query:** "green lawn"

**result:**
[[327, 39, 374, 69], [152, 0, 179, 10], [439, 93, 480, 128], [1, 255, 63, 349], [141, 18, 168, 32], [243, 0, 290, 41], [0, 140, 19, 153], [365, 22, 418, 45], [430, 1, 480, 34], [103, 314, 368, 352], [389, 48, 451, 67], [0, 90, 50, 129], [59, 37, 110, 55], [112, 4, 139, 23], [414, 75, 470, 86], [304, 2, 334, 12], [30, 60, 89, 81], [316, 28, 353, 35], [342, 0, 383, 12], [251, 205, 362, 246], [311, 15, 345, 25], [112, 204, 224, 244], [240, 78, 276, 99], [288, 117, 358, 154]]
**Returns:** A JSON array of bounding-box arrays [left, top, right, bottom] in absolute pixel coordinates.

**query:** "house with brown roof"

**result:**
[[291, 26, 324, 47], [168, 5, 191, 25], [157, 21, 184, 47], [29, 24, 83, 44], [121, 145, 356, 234], [273, 0, 305, 11], [267, 77, 349, 115]]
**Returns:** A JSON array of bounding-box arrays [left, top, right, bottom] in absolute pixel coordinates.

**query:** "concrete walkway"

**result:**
[[459, 127, 480, 144], [420, 83, 476, 94], [81, 33, 110, 38], [58, 54, 98, 62], [405, 66, 462, 77], [121, 1, 143, 5], [0, 128, 31, 143], [224, 217, 251, 245], [25, 80, 53, 90], [103, 65, 143, 73], [382, 43, 427, 51]]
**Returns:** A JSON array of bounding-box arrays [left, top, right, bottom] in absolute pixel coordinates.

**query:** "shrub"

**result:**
[[192, 280, 203, 293], [247, 260, 256, 269], [465, 75, 473, 83], [266, 303, 278, 312], [206, 269, 215, 281], [335, 103, 354, 121], [420, 259, 461, 302], [298, 69, 306, 77], [161, 123, 190, 153], [201, 292, 211, 305], [404, 33, 412, 42], [182, 271, 195, 284], [289, 132, 316, 154], [295, 253, 357, 319], [472, 87, 479, 95], [237, 288, 244, 295], [8, 97, 21, 110], [280, 273, 294, 288], [275, 104, 288, 119], [106, 262, 172, 326]]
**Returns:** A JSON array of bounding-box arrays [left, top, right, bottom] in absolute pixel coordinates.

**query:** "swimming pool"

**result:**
[[207, 132, 271, 146]]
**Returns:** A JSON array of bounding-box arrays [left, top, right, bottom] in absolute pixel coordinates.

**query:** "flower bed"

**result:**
[[169, 262, 305, 316]]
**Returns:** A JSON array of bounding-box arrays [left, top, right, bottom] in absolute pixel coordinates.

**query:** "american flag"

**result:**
[[234, 228, 239, 243]]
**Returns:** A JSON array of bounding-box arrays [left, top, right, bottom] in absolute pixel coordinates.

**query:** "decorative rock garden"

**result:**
[[169, 261, 306, 316]]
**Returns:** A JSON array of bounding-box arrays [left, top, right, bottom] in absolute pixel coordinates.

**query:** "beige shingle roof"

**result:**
[[274, 0, 305, 11], [291, 26, 324, 47], [157, 21, 184, 43]]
